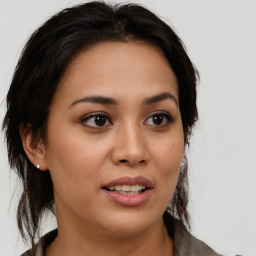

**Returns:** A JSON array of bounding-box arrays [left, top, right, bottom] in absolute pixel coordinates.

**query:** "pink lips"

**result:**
[[102, 176, 153, 207], [102, 176, 153, 188]]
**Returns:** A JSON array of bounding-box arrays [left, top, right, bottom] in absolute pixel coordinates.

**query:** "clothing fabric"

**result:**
[[21, 214, 225, 256]]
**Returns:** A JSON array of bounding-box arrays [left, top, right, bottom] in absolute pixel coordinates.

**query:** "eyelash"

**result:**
[[80, 111, 173, 129]]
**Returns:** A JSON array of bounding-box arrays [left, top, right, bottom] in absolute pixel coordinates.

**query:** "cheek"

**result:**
[[145, 132, 184, 215], [44, 126, 108, 201], [44, 125, 120, 209], [45, 119, 108, 172], [152, 132, 184, 191]]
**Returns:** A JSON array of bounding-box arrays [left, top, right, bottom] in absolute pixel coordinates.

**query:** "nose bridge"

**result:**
[[112, 120, 149, 165], [122, 121, 144, 150]]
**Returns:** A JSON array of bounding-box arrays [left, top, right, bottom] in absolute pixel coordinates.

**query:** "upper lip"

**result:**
[[102, 176, 153, 189]]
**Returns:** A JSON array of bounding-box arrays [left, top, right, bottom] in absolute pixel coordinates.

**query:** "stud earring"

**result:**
[[36, 164, 40, 169]]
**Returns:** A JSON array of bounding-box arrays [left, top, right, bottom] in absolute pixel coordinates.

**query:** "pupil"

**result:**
[[153, 115, 163, 125], [95, 116, 106, 126]]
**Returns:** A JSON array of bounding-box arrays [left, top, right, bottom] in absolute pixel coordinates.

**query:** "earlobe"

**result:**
[[19, 123, 48, 171]]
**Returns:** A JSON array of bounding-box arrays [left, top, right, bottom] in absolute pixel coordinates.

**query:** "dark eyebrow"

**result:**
[[70, 95, 118, 108], [143, 92, 178, 106], [70, 92, 178, 108]]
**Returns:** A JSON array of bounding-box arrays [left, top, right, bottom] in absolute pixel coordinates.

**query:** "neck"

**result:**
[[46, 217, 174, 256]]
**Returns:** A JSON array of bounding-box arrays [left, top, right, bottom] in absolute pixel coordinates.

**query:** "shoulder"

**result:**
[[20, 251, 31, 256], [20, 229, 58, 256], [165, 214, 244, 256], [164, 212, 222, 256], [173, 220, 223, 256]]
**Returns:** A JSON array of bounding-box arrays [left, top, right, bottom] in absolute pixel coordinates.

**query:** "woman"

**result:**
[[2, 1, 227, 255]]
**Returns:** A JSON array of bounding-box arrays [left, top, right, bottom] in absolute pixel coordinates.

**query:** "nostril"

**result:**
[[119, 159, 146, 164]]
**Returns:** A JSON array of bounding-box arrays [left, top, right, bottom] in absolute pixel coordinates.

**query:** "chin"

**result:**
[[98, 210, 160, 236]]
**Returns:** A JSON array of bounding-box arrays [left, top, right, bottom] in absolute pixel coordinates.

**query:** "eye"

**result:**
[[144, 112, 173, 126], [81, 113, 112, 128]]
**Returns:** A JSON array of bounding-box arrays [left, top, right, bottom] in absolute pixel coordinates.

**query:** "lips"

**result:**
[[102, 176, 153, 189], [102, 176, 153, 207]]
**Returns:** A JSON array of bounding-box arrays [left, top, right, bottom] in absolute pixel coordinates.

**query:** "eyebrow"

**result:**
[[143, 92, 178, 106], [70, 92, 178, 108], [70, 95, 118, 107]]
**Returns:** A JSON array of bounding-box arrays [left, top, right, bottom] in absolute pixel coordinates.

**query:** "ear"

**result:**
[[19, 123, 48, 171]]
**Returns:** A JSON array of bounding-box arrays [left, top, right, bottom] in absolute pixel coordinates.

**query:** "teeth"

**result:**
[[108, 185, 146, 192], [118, 191, 140, 195]]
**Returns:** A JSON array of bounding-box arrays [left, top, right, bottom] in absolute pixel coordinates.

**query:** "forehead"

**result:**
[[55, 41, 178, 105]]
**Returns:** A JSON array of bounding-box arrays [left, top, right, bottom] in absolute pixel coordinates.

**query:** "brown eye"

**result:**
[[94, 115, 107, 126], [152, 115, 164, 125], [81, 113, 112, 128], [144, 112, 173, 126]]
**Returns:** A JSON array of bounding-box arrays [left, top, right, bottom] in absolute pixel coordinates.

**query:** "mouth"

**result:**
[[104, 184, 147, 195], [102, 176, 153, 207]]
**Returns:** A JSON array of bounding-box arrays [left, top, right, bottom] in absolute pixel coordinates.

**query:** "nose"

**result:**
[[111, 124, 149, 167]]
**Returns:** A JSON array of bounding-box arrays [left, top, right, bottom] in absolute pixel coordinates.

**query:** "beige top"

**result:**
[[21, 215, 226, 256]]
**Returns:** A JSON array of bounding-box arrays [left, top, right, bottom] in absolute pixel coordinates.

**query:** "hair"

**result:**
[[2, 0, 198, 251]]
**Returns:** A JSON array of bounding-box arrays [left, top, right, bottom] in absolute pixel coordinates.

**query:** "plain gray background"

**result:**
[[0, 0, 255, 255]]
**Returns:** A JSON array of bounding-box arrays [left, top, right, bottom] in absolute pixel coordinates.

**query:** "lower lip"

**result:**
[[102, 189, 153, 207]]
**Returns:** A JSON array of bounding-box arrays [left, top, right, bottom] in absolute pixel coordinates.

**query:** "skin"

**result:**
[[21, 41, 184, 256]]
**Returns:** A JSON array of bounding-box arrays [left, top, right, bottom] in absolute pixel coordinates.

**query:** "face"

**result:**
[[42, 41, 184, 236]]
